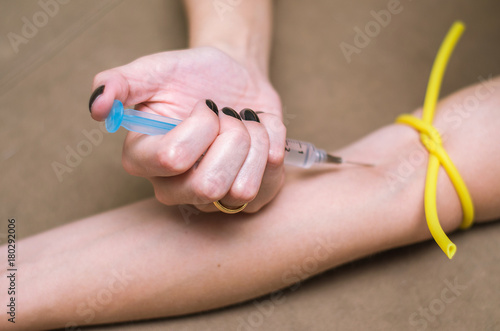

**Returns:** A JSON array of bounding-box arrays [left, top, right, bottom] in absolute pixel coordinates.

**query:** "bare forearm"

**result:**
[[3, 78, 500, 330], [3, 174, 412, 330], [184, 0, 273, 74]]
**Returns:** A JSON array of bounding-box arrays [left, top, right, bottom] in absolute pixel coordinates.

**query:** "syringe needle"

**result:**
[[326, 154, 374, 167], [343, 160, 375, 167], [106, 100, 375, 168]]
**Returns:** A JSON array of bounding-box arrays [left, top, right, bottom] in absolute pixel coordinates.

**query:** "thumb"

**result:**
[[88, 68, 132, 121], [89, 51, 188, 121]]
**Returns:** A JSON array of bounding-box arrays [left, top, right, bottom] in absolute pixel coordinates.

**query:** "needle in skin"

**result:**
[[326, 154, 375, 167]]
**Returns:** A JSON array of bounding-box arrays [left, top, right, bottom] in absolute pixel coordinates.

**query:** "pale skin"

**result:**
[[1, 78, 500, 330], [89, 0, 284, 213]]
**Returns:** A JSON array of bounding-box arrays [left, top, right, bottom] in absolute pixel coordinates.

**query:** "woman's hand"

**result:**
[[89, 47, 286, 212]]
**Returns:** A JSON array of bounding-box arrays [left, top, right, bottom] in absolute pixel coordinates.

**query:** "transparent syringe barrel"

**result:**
[[122, 108, 181, 136], [106, 100, 327, 169], [284, 139, 327, 168]]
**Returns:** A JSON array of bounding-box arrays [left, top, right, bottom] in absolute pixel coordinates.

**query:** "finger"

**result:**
[[194, 110, 285, 212], [186, 106, 250, 204], [244, 111, 287, 212], [150, 106, 251, 205], [259, 112, 287, 168], [89, 69, 133, 121], [89, 59, 164, 121], [121, 100, 219, 178], [217, 108, 269, 208]]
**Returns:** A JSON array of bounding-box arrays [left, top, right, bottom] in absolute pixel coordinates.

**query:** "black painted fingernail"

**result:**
[[205, 99, 218, 115], [240, 108, 260, 123], [222, 107, 241, 120], [89, 85, 105, 113]]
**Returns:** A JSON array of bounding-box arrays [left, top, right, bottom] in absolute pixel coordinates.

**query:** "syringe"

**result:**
[[105, 100, 373, 168]]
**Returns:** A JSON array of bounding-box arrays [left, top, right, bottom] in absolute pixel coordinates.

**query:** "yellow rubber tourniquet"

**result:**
[[395, 21, 474, 259]]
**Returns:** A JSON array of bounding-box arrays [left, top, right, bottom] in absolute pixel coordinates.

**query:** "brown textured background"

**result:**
[[1, 0, 499, 330]]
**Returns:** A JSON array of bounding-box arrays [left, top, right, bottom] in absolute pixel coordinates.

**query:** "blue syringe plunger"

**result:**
[[105, 100, 182, 136], [106, 100, 124, 133]]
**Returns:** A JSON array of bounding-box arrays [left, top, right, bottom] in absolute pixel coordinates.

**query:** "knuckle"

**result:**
[[229, 183, 258, 203], [262, 116, 287, 168], [267, 146, 286, 168], [193, 177, 228, 203], [156, 146, 190, 174]]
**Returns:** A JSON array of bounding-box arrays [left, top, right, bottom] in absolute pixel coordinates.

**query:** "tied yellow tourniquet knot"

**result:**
[[395, 21, 474, 259]]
